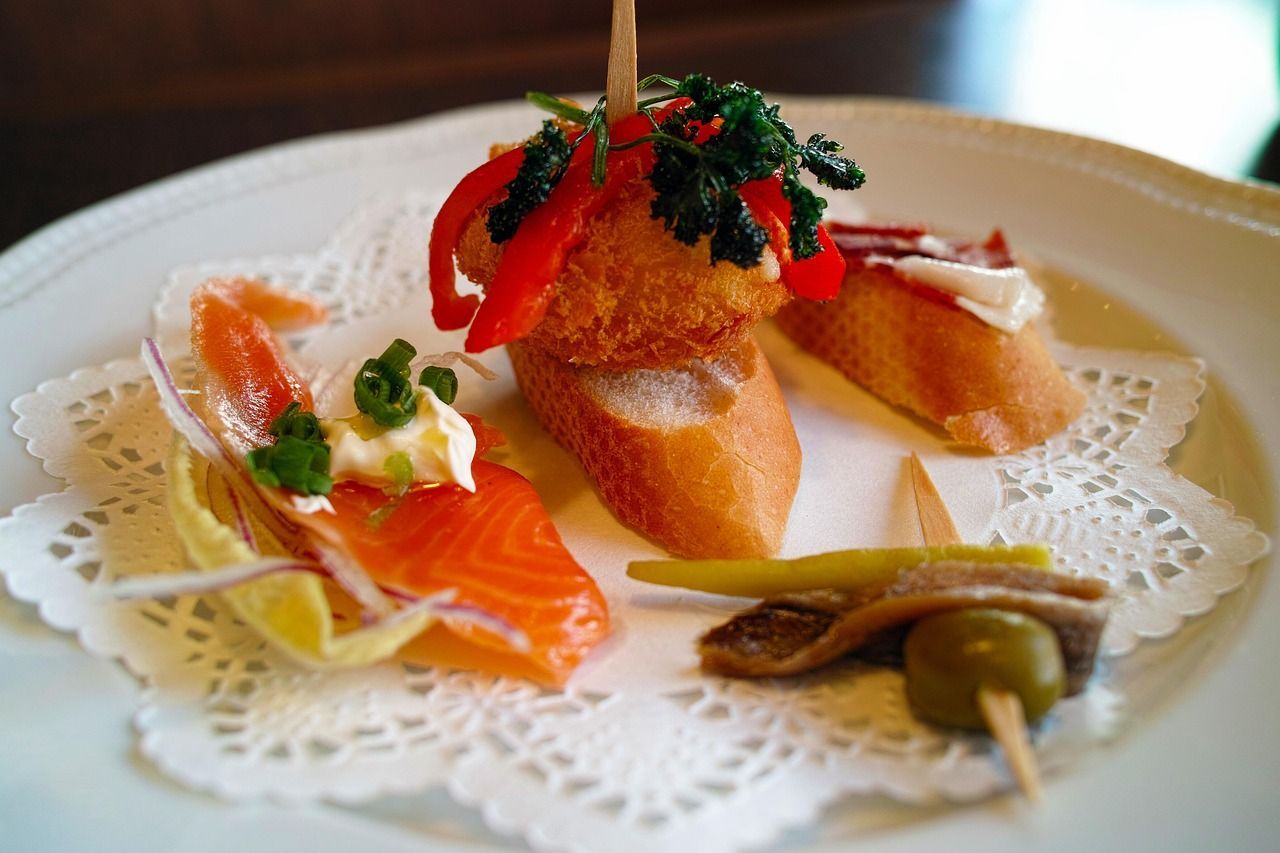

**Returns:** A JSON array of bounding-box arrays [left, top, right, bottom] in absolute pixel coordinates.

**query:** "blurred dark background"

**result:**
[[2, 0, 1277, 251]]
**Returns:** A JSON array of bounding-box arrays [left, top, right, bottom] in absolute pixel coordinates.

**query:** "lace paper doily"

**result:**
[[1, 193, 1269, 853]]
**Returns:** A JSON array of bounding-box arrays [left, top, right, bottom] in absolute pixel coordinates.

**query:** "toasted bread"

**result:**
[[775, 263, 1085, 454], [507, 336, 801, 558]]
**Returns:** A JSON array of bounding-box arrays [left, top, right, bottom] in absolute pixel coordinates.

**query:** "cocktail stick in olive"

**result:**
[[903, 609, 1067, 730], [905, 608, 1065, 802]]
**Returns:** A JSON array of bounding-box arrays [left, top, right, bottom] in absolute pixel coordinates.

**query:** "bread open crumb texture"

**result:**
[[508, 337, 801, 558]]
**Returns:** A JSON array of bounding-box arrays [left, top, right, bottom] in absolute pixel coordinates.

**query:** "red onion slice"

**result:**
[[107, 562, 529, 653], [107, 558, 326, 599], [225, 485, 259, 552], [141, 338, 239, 476], [312, 542, 396, 621], [431, 601, 532, 654]]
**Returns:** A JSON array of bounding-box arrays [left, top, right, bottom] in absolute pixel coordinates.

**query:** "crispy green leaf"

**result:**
[[799, 133, 866, 191], [486, 120, 572, 243], [516, 72, 866, 269]]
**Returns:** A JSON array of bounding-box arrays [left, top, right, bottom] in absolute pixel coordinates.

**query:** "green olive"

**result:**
[[903, 609, 1066, 730]]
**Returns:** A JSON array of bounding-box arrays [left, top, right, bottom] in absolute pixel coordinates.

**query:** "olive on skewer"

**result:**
[[906, 452, 1058, 800], [904, 608, 1066, 730], [904, 607, 1068, 802], [636, 456, 1109, 801]]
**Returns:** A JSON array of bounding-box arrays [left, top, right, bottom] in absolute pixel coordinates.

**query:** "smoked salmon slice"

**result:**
[[190, 278, 324, 453], [187, 277, 611, 686], [307, 466, 610, 685]]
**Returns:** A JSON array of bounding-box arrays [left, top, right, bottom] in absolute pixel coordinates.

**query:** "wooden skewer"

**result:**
[[908, 452, 1044, 803], [976, 685, 1044, 804], [908, 452, 962, 548], [605, 0, 638, 124]]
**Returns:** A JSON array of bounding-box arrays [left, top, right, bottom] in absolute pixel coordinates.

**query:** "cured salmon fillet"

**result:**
[[190, 278, 324, 452], [187, 277, 610, 685], [309, 465, 610, 684]]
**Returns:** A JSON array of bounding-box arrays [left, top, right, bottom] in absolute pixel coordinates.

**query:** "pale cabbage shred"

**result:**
[[322, 389, 477, 494]]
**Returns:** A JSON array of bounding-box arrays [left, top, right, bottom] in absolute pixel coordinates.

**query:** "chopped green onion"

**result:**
[[354, 339, 418, 428], [382, 451, 414, 497], [365, 500, 402, 529], [267, 401, 324, 442], [418, 365, 458, 405], [246, 436, 333, 495], [380, 338, 417, 372]]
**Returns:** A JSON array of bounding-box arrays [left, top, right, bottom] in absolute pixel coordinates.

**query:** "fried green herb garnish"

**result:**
[[496, 73, 866, 268], [486, 120, 573, 243]]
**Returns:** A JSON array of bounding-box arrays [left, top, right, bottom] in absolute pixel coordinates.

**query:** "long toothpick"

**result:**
[[908, 452, 1043, 803], [977, 685, 1044, 803], [909, 452, 962, 548], [605, 0, 638, 124]]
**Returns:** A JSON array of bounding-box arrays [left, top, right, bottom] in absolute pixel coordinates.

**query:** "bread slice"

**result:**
[[775, 263, 1085, 454], [507, 336, 801, 559]]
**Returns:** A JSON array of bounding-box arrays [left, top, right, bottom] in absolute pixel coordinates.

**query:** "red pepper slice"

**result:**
[[787, 222, 844, 301], [433, 97, 708, 350], [461, 107, 682, 353], [429, 146, 526, 330], [739, 178, 845, 301], [464, 144, 653, 352]]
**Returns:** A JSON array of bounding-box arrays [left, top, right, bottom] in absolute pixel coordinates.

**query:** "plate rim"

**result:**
[[2, 95, 1277, 313]]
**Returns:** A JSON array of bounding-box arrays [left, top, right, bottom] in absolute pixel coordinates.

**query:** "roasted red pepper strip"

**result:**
[[464, 144, 653, 351], [429, 146, 526, 330], [739, 178, 846, 301], [787, 221, 844, 300], [434, 99, 702, 349], [461, 109, 676, 352]]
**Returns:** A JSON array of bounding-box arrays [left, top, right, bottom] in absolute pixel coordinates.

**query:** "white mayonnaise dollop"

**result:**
[[323, 390, 477, 492], [874, 255, 1046, 333]]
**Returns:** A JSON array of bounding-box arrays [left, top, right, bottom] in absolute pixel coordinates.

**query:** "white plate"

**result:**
[[1, 98, 1277, 852]]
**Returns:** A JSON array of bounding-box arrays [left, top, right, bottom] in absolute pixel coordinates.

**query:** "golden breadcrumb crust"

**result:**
[[457, 178, 791, 369]]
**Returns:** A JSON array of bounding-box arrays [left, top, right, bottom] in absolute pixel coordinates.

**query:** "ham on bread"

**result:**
[[775, 224, 1085, 454]]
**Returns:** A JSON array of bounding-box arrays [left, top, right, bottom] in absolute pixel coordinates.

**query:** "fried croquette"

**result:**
[[455, 178, 792, 369]]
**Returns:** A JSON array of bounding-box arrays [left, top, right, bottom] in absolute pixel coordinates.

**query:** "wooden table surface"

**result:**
[[2, 0, 1277, 252]]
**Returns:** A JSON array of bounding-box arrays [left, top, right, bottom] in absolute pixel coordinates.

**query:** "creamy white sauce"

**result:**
[[291, 494, 336, 515], [323, 390, 477, 492], [873, 254, 1046, 333]]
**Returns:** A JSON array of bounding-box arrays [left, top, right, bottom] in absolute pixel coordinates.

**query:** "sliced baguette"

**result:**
[[507, 336, 801, 559], [775, 263, 1085, 454]]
